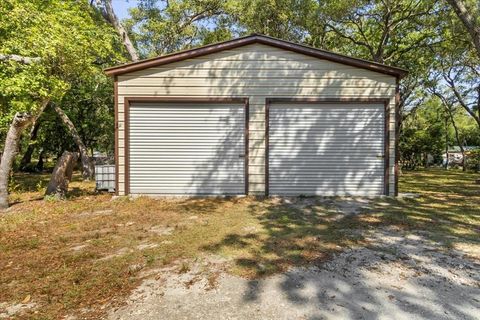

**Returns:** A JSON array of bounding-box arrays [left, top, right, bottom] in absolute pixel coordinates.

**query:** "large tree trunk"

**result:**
[[20, 120, 42, 171], [445, 116, 449, 169], [447, 0, 480, 59], [0, 55, 44, 209], [53, 105, 94, 180], [45, 151, 78, 199], [0, 100, 48, 209], [446, 106, 466, 171], [98, 0, 139, 61]]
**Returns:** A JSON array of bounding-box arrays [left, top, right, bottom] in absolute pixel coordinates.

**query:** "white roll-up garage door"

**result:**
[[268, 103, 385, 196], [128, 102, 246, 195]]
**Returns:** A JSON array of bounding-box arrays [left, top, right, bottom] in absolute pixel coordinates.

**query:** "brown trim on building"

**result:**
[[244, 98, 250, 195], [122, 96, 249, 103], [384, 103, 390, 196], [114, 76, 119, 195], [105, 34, 408, 78], [124, 98, 131, 195], [122, 96, 249, 196], [265, 99, 270, 197], [265, 97, 391, 196], [267, 97, 391, 104], [394, 77, 401, 196]]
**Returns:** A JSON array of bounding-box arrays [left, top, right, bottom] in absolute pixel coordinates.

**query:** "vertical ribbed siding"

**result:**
[[269, 103, 385, 196], [128, 102, 245, 195]]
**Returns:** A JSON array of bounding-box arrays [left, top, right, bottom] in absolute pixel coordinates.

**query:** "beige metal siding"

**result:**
[[116, 43, 396, 196], [129, 102, 245, 195], [269, 103, 385, 196]]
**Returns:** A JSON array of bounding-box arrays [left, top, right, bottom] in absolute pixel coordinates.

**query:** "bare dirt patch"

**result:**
[[108, 227, 480, 320], [0, 302, 36, 319]]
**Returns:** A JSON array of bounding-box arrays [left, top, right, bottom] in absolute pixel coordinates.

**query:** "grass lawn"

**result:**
[[0, 169, 479, 319]]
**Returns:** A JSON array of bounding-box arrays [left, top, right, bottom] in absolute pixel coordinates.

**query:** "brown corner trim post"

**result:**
[[244, 98, 250, 195], [264, 97, 391, 196], [122, 96, 250, 196], [395, 77, 401, 196], [114, 76, 119, 196], [384, 102, 390, 196], [265, 99, 270, 197], [124, 98, 130, 195]]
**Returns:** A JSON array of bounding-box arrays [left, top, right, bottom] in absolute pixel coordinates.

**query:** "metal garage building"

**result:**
[[105, 34, 407, 197]]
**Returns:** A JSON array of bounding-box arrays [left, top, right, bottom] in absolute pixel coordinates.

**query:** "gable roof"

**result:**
[[104, 34, 408, 78]]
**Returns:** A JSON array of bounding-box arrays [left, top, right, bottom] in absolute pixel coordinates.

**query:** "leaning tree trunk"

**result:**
[[447, 0, 480, 60], [99, 0, 139, 61], [45, 151, 78, 199], [53, 105, 94, 180], [0, 100, 48, 209], [20, 120, 42, 171]]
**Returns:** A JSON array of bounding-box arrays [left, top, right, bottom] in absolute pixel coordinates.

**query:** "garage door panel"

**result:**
[[269, 103, 385, 196], [128, 142, 243, 146], [270, 143, 383, 148], [131, 188, 244, 195], [130, 134, 243, 139], [130, 151, 244, 156], [268, 132, 385, 139], [269, 115, 383, 122], [268, 135, 384, 141], [129, 102, 245, 195], [270, 106, 383, 113], [269, 117, 382, 123], [270, 171, 384, 178], [269, 152, 384, 157], [131, 185, 245, 194], [130, 176, 244, 182], [269, 148, 384, 153], [269, 129, 384, 133], [267, 165, 383, 170]]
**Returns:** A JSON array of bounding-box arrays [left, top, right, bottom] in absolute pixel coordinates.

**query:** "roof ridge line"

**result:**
[[105, 34, 408, 78]]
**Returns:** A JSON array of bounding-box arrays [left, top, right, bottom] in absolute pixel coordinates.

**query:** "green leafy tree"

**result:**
[[226, 0, 313, 41], [400, 99, 447, 169], [306, 0, 441, 118], [0, 0, 120, 208], [123, 0, 229, 57], [432, 2, 480, 130]]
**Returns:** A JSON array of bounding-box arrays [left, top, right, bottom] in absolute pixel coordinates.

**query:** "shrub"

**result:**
[[466, 149, 480, 172]]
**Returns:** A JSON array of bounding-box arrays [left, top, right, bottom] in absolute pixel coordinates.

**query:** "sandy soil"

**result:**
[[107, 227, 480, 320]]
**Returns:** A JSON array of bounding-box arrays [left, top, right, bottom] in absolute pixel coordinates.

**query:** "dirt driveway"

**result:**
[[108, 225, 479, 320]]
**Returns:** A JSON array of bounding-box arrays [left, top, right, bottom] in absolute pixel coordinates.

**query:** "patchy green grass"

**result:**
[[354, 169, 480, 253], [0, 168, 479, 319]]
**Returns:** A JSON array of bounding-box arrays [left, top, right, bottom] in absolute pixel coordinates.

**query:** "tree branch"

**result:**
[[443, 73, 480, 127], [446, 0, 480, 59], [96, 0, 139, 61], [0, 54, 41, 64], [325, 22, 374, 54]]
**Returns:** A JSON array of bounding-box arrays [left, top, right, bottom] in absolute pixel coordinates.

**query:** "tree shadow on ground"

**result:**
[[203, 197, 366, 276], [200, 169, 480, 319]]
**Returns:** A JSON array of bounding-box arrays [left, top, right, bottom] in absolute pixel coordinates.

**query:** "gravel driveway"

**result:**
[[108, 227, 480, 320]]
